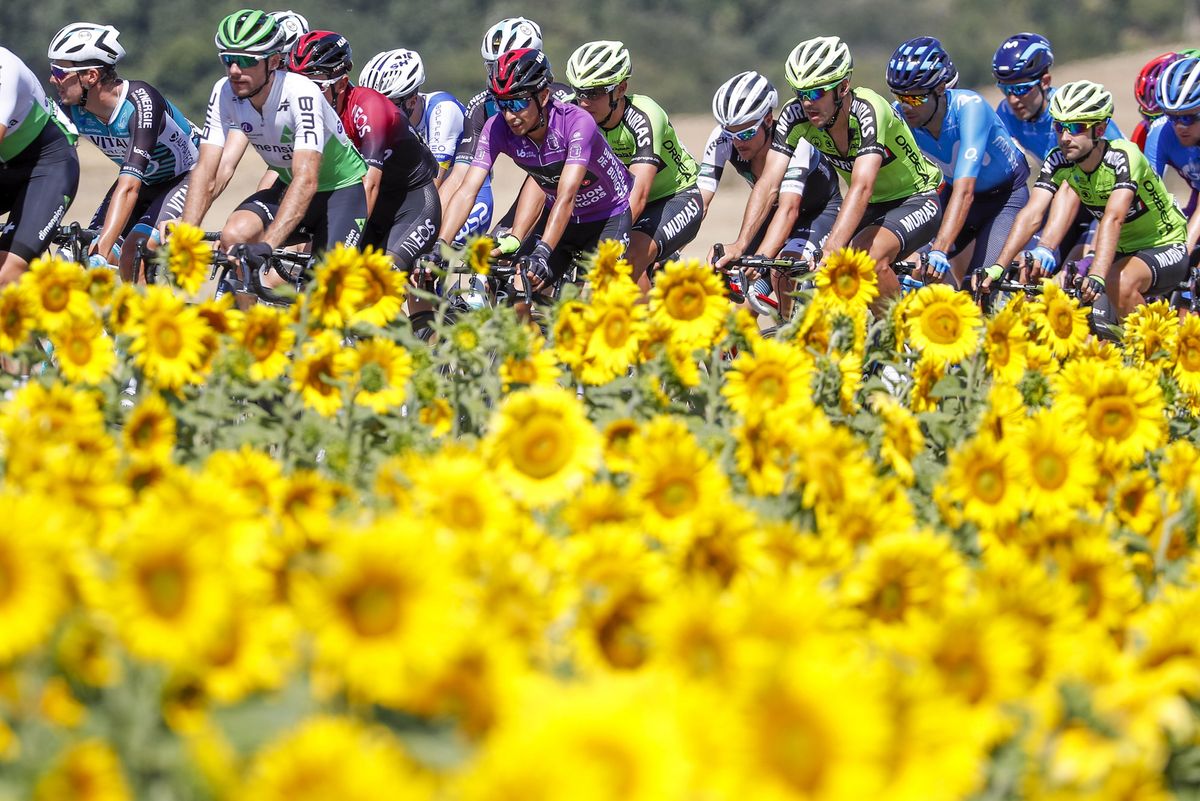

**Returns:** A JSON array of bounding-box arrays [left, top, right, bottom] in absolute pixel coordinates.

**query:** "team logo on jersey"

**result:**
[[240, 122, 253, 133]]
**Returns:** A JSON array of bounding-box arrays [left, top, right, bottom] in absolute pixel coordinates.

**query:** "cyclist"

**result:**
[[700, 70, 841, 318], [0, 46, 79, 285], [270, 9, 308, 50], [982, 81, 1187, 323], [48, 23, 199, 283], [1148, 56, 1200, 253], [1131, 52, 1181, 151], [886, 36, 1028, 288], [358, 47, 490, 243], [177, 9, 368, 275], [288, 32, 440, 269], [719, 36, 944, 301], [437, 48, 632, 292]]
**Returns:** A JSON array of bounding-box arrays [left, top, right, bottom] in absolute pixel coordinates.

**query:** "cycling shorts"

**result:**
[[945, 181, 1028, 275], [364, 181, 442, 270], [1121, 241, 1188, 296], [858, 190, 943, 259], [453, 181, 493, 246], [633, 185, 704, 258], [782, 198, 841, 257], [0, 123, 79, 262], [519, 208, 633, 280], [89, 172, 190, 240], [235, 180, 367, 252]]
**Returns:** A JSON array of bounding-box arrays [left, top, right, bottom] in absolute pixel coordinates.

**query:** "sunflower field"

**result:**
[[2, 228, 1200, 801]]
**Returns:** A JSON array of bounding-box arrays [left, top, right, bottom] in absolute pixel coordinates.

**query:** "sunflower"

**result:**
[[465, 233, 494, 276], [722, 338, 813, 421], [872, 393, 924, 485], [86, 265, 117, 305], [580, 281, 646, 385], [1173, 314, 1200, 396], [164, 221, 213, 295], [0, 283, 36, 352], [1028, 280, 1089, 359], [39, 675, 86, 729], [348, 337, 412, 413], [942, 433, 1021, 528], [305, 244, 368, 330], [128, 286, 208, 390], [841, 529, 969, 624], [814, 247, 879, 312], [105, 283, 143, 335], [647, 257, 728, 349], [233, 304, 295, 381], [628, 427, 728, 534], [350, 246, 406, 328], [1123, 298, 1177, 371], [483, 385, 600, 507], [1056, 362, 1166, 466], [33, 740, 131, 801], [419, 396, 454, 437], [1010, 408, 1097, 520], [408, 447, 513, 535], [50, 313, 115, 385], [499, 333, 561, 391], [982, 300, 1028, 384], [909, 356, 945, 413], [291, 330, 354, 417], [903, 283, 981, 365], [733, 415, 803, 496], [585, 238, 632, 291], [551, 300, 590, 367], [195, 293, 237, 335], [600, 417, 640, 473], [239, 716, 429, 801], [20, 254, 93, 332], [0, 494, 65, 663], [121, 392, 177, 461]]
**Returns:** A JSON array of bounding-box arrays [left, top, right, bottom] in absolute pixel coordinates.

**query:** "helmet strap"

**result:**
[[528, 92, 549, 136], [820, 84, 846, 132], [598, 91, 621, 129]]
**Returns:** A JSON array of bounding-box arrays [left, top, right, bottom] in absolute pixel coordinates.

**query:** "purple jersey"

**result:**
[[471, 98, 631, 223]]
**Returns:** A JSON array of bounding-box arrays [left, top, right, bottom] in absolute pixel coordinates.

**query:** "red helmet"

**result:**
[[1135, 52, 1181, 118], [288, 30, 352, 79], [489, 48, 552, 98]]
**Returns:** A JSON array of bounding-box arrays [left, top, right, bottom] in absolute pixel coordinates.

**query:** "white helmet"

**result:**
[[481, 17, 542, 66], [48, 23, 125, 66], [785, 35, 853, 91], [269, 10, 309, 50], [565, 40, 632, 89], [712, 71, 778, 128], [359, 49, 426, 101]]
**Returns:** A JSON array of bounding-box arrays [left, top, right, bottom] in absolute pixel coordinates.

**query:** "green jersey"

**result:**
[[772, 87, 942, 203], [1034, 138, 1187, 254], [0, 47, 77, 162], [600, 93, 698, 202]]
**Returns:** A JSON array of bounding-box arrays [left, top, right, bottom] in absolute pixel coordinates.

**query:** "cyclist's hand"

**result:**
[[1080, 274, 1105, 305], [1028, 245, 1057, 280], [230, 242, 273, 270], [711, 242, 743, 272], [492, 233, 522, 258], [526, 240, 554, 292], [925, 250, 951, 282], [975, 264, 1005, 295]]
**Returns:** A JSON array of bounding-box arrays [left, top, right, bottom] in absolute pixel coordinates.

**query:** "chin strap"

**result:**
[[820, 88, 846, 132], [528, 93, 549, 135], [243, 67, 276, 102], [598, 92, 621, 129]]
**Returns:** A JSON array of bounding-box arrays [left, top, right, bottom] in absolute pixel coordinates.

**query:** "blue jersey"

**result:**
[[417, 90, 467, 170], [1145, 116, 1200, 216], [897, 89, 1028, 193], [996, 86, 1123, 160], [67, 80, 199, 185]]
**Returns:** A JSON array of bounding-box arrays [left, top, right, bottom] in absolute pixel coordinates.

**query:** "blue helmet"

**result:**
[[1158, 57, 1200, 114], [992, 32, 1054, 82], [886, 36, 950, 93]]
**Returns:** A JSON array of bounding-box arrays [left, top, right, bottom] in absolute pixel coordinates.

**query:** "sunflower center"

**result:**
[[665, 284, 704, 321], [139, 558, 187, 618], [1048, 302, 1075, 338], [603, 309, 630, 347], [43, 283, 70, 313], [511, 420, 571, 479], [1032, 450, 1067, 489], [970, 463, 1005, 504], [651, 473, 699, 518], [0, 552, 11, 602], [748, 366, 787, 404], [761, 697, 828, 793], [1087, 397, 1135, 441], [153, 321, 183, 358], [834, 269, 860, 299], [67, 336, 92, 364], [1180, 339, 1200, 372], [249, 326, 277, 360], [345, 579, 400, 637], [920, 303, 962, 345]]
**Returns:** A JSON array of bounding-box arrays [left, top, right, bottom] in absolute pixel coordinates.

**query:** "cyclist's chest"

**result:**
[[74, 106, 133, 155]]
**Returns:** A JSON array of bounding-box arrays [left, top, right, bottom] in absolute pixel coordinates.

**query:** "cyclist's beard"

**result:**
[[239, 70, 274, 102], [598, 94, 620, 128], [820, 93, 845, 131]]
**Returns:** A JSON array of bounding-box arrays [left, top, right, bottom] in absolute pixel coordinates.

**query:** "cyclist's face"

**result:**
[[798, 81, 844, 128], [501, 96, 541, 136], [1000, 76, 1048, 121], [1170, 114, 1200, 147], [226, 56, 272, 98], [48, 63, 92, 105], [726, 117, 768, 159], [1056, 123, 1097, 161]]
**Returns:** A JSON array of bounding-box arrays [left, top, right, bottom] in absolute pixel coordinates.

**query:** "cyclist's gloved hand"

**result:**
[[926, 249, 951, 276], [231, 242, 273, 270], [496, 233, 522, 256], [1030, 245, 1058, 275], [86, 254, 111, 270], [526, 240, 554, 288]]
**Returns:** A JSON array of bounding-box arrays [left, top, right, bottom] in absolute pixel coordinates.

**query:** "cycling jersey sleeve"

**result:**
[[697, 125, 730, 194], [345, 89, 397, 170], [283, 78, 327, 153], [780, 139, 818, 196], [1143, 118, 1170, 177], [563, 111, 596, 168], [1034, 148, 1070, 193], [1105, 146, 1136, 193], [951, 93, 990, 182], [425, 97, 464, 166], [0, 64, 20, 125], [770, 100, 807, 157], [852, 98, 885, 159], [622, 101, 661, 169], [122, 81, 168, 183], [200, 78, 229, 147], [454, 91, 489, 166], [469, 114, 503, 173]]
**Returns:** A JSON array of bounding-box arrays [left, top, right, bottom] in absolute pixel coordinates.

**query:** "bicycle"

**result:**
[[209, 247, 313, 308], [49, 223, 100, 265]]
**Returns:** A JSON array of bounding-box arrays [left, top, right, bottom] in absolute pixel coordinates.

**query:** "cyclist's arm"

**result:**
[[363, 166, 382, 218], [989, 186, 1053, 275], [1085, 186, 1133, 306], [95, 83, 162, 260], [438, 162, 470, 209], [0, 123, 7, 146], [508, 175, 546, 241], [931, 176, 975, 254], [540, 162, 586, 251], [180, 143, 224, 227], [262, 149, 319, 249], [212, 130, 250, 198], [438, 165, 488, 241], [821, 152, 882, 256], [715, 148, 787, 266], [627, 164, 657, 221], [696, 127, 725, 218], [1188, 203, 1200, 252], [93, 175, 142, 262], [426, 98, 465, 188], [755, 191, 801, 259], [1037, 184, 1081, 260]]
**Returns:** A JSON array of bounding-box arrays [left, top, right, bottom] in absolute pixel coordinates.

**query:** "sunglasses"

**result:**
[[894, 92, 932, 107], [575, 84, 617, 101], [997, 79, 1041, 97], [1169, 113, 1200, 126], [220, 53, 267, 69], [794, 80, 841, 102], [496, 96, 533, 113], [309, 75, 341, 89], [1052, 121, 1095, 135], [725, 121, 762, 142], [49, 64, 91, 81]]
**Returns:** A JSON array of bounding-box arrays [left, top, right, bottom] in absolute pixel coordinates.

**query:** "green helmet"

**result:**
[[785, 36, 853, 91], [1049, 80, 1114, 124], [565, 40, 632, 89], [214, 9, 284, 55]]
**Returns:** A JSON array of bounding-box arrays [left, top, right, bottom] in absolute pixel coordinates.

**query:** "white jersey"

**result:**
[[418, 90, 465, 168], [697, 124, 818, 197], [0, 47, 76, 162], [200, 70, 365, 191]]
